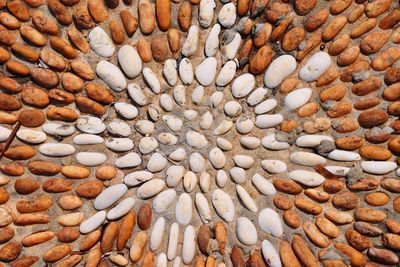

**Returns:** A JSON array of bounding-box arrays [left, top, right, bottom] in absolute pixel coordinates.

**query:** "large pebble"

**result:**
[[39, 143, 75, 157], [167, 223, 179, 260], [218, 3, 236, 28], [252, 173, 276, 195], [114, 102, 138, 120], [17, 128, 46, 144], [328, 150, 361, 161], [76, 152, 107, 166], [128, 83, 147, 106], [261, 160, 287, 174], [150, 217, 165, 251], [361, 161, 397, 174], [195, 57, 217, 86], [288, 170, 325, 186], [222, 31, 241, 60], [284, 88, 312, 111], [232, 73, 255, 98], [189, 152, 205, 173], [147, 152, 168, 172], [73, 134, 104, 145], [153, 189, 176, 213], [212, 189, 235, 222], [195, 193, 211, 223], [236, 185, 257, 212], [106, 197, 135, 220], [236, 217, 257, 245], [179, 58, 193, 85], [299, 52, 331, 81], [186, 131, 208, 149], [261, 240, 282, 267], [105, 138, 134, 152], [290, 152, 326, 166], [163, 59, 178, 86], [143, 68, 161, 94], [108, 120, 131, 137], [181, 25, 199, 57], [166, 166, 185, 187], [296, 134, 334, 147], [209, 147, 226, 169], [94, 183, 127, 210], [262, 134, 290, 150], [205, 24, 220, 57], [264, 55, 296, 88], [182, 226, 196, 264], [199, 0, 215, 28], [248, 87, 269, 106], [76, 116, 105, 134], [115, 152, 142, 168], [79, 211, 106, 234], [118, 45, 142, 78], [255, 114, 283, 128], [96, 61, 127, 92], [124, 171, 153, 187], [258, 208, 283, 237], [88, 27, 115, 57], [175, 193, 192, 225], [136, 179, 165, 199], [216, 60, 236, 86]]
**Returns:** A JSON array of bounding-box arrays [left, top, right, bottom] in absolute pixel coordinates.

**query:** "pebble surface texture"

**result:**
[[0, 0, 399, 266]]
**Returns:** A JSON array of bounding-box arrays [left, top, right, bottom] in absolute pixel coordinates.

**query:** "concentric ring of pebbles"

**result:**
[[0, 0, 400, 266]]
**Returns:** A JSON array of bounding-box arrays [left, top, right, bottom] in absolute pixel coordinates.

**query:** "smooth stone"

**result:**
[[0, 126, 11, 142], [16, 128, 46, 144], [76, 152, 107, 166], [143, 67, 161, 94], [224, 101, 242, 117], [182, 226, 196, 265], [153, 189, 176, 213], [284, 88, 312, 111], [147, 152, 168, 172], [115, 152, 142, 168], [199, 0, 216, 28], [39, 143, 75, 156], [326, 166, 350, 176], [167, 223, 179, 260], [261, 240, 282, 267], [139, 137, 158, 154], [135, 120, 154, 135], [96, 60, 127, 92], [79, 210, 106, 234], [73, 134, 104, 145], [157, 253, 167, 267], [118, 45, 142, 78], [94, 183, 127, 210], [236, 117, 254, 134], [179, 58, 194, 85], [222, 31, 241, 60], [255, 114, 283, 128], [150, 217, 165, 251], [163, 59, 178, 86], [236, 217, 257, 245], [214, 120, 233, 135], [252, 173, 276, 196], [127, 83, 147, 106], [189, 152, 205, 173], [195, 57, 217, 86], [195, 193, 211, 223], [184, 110, 198, 121], [255, 99, 277, 114], [216, 170, 228, 187], [136, 179, 165, 199], [199, 172, 211, 192], [183, 171, 198, 192], [106, 197, 135, 220], [216, 60, 236, 86], [258, 208, 283, 237], [163, 115, 183, 131], [158, 133, 177, 145], [105, 138, 134, 152], [191, 86, 204, 105], [233, 155, 254, 169], [175, 193, 192, 225], [186, 131, 208, 149], [290, 152, 327, 166], [181, 25, 199, 57], [115, 102, 138, 120], [261, 160, 287, 174], [107, 120, 131, 137], [209, 147, 226, 169], [296, 134, 334, 147], [239, 136, 260, 149], [247, 87, 269, 106], [124, 171, 154, 187], [166, 165, 185, 187], [236, 185, 257, 212], [231, 73, 255, 98], [76, 116, 105, 134], [169, 147, 187, 161], [262, 134, 290, 150], [361, 161, 397, 174], [218, 3, 236, 28], [289, 170, 325, 186], [173, 85, 186, 106], [200, 111, 213, 129], [160, 94, 173, 112], [205, 23, 220, 57], [88, 27, 115, 57], [328, 150, 361, 161], [264, 55, 296, 88], [216, 138, 233, 152], [212, 189, 235, 222], [299, 51, 331, 81]]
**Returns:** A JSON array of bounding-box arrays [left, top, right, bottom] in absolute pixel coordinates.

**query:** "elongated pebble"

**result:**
[[182, 225, 196, 264], [118, 45, 142, 78], [288, 170, 325, 187], [261, 240, 282, 267], [175, 193, 192, 225], [299, 52, 331, 81], [88, 27, 115, 57], [39, 143, 75, 157], [79, 211, 106, 234], [258, 208, 283, 237], [296, 135, 334, 147], [252, 173, 276, 195], [361, 161, 397, 174], [232, 73, 255, 98], [17, 128, 46, 144], [124, 171, 153, 187], [328, 150, 361, 161], [216, 60, 236, 86], [262, 134, 290, 150], [137, 179, 165, 199], [167, 223, 179, 260], [153, 189, 176, 213], [96, 60, 127, 92], [115, 152, 142, 168], [76, 152, 107, 166], [163, 59, 178, 86], [255, 114, 283, 128], [236, 185, 257, 212], [181, 25, 199, 57], [150, 217, 165, 251], [114, 103, 138, 120], [143, 68, 161, 94], [94, 183, 127, 210], [261, 160, 287, 174], [195, 57, 217, 86], [264, 55, 296, 88], [205, 24, 220, 57], [76, 116, 106, 134], [105, 138, 134, 152], [290, 152, 326, 166], [106, 197, 135, 220], [325, 166, 350, 176], [195, 193, 211, 223], [255, 99, 277, 114], [236, 217, 257, 245], [73, 134, 104, 145], [212, 189, 235, 222]]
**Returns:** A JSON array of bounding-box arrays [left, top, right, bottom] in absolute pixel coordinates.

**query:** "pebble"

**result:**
[[166, 166, 185, 187], [143, 68, 161, 94], [96, 60, 127, 92], [167, 223, 179, 260], [114, 102, 139, 120], [88, 27, 115, 57], [136, 179, 165, 199], [216, 60, 236, 87], [205, 24, 221, 57], [105, 138, 134, 152], [94, 183, 127, 210], [195, 193, 212, 223], [240, 136, 260, 149], [118, 45, 142, 78], [252, 173, 276, 195], [255, 114, 283, 128], [79, 211, 106, 234], [0, 126, 11, 142], [328, 150, 361, 161], [236, 185, 257, 212], [299, 52, 331, 81], [290, 152, 326, 166], [106, 197, 135, 220], [262, 134, 290, 150], [107, 120, 131, 137], [124, 171, 153, 187], [175, 193, 192, 225], [76, 116, 106, 134], [182, 226, 196, 264], [289, 170, 325, 187], [139, 137, 158, 154], [296, 134, 334, 147], [195, 57, 217, 86], [163, 59, 178, 86], [115, 152, 142, 168], [216, 169, 229, 187], [261, 240, 282, 267], [258, 208, 283, 237], [150, 217, 165, 251], [189, 152, 205, 173], [147, 152, 168, 172], [222, 31, 241, 60], [236, 217, 257, 245], [230, 167, 246, 184], [128, 83, 147, 106], [261, 160, 287, 174], [209, 147, 226, 169], [255, 99, 277, 114], [163, 115, 183, 131], [284, 88, 312, 111], [73, 134, 104, 145], [199, 0, 216, 28], [212, 189, 235, 222], [16, 128, 46, 144], [264, 55, 296, 88], [247, 87, 269, 106], [169, 148, 187, 161], [236, 117, 254, 134], [153, 189, 176, 213], [39, 143, 75, 157], [231, 73, 255, 98], [361, 161, 397, 174], [158, 133, 177, 145], [135, 120, 154, 135], [218, 3, 236, 28], [179, 58, 194, 85], [181, 25, 199, 57], [76, 152, 107, 166]]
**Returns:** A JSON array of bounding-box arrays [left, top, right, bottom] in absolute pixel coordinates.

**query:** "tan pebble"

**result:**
[[330, 0, 352, 15], [138, 0, 155, 34], [4, 145, 36, 160], [350, 18, 377, 39], [57, 227, 79, 243], [117, 211, 135, 251], [14, 213, 50, 226], [291, 234, 319, 267], [280, 120, 298, 132], [303, 221, 330, 248], [21, 86, 50, 108], [296, 34, 321, 61], [281, 27, 305, 52], [279, 240, 301, 267], [273, 194, 293, 210], [231, 246, 246, 266], [61, 165, 90, 179], [137, 203, 152, 230], [109, 19, 125, 45], [358, 109, 388, 128], [120, 10, 138, 37], [380, 9, 400, 29], [304, 189, 330, 202], [322, 16, 347, 42], [365, 0, 391, 18], [294, 198, 322, 215], [297, 102, 318, 117], [345, 229, 372, 251], [326, 102, 352, 118], [335, 136, 363, 150], [283, 210, 301, 229], [320, 84, 347, 102], [75, 96, 106, 116], [303, 9, 329, 32], [1, 162, 24, 176], [178, 2, 191, 32], [43, 178, 73, 193], [87, 0, 108, 23], [354, 97, 380, 110], [28, 160, 61, 175], [249, 45, 272, 75], [273, 179, 303, 195], [151, 35, 169, 62], [215, 221, 227, 254], [335, 118, 359, 133], [6, 60, 30, 76], [364, 191, 389, 206], [76, 180, 103, 199], [85, 83, 114, 104], [17, 195, 53, 213], [359, 145, 392, 161], [382, 233, 400, 251], [58, 195, 83, 210], [337, 45, 359, 66], [136, 37, 152, 62], [129, 232, 148, 262], [315, 216, 339, 238], [80, 230, 101, 251], [96, 165, 117, 180], [354, 208, 386, 223], [0, 241, 22, 261], [67, 28, 90, 53], [294, 0, 317, 15], [348, 177, 379, 191], [316, 66, 339, 87], [386, 219, 400, 234], [334, 243, 366, 267], [0, 226, 14, 244], [101, 221, 119, 253], [324, 209, 353, 224], [347, 4, 364, 23]]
